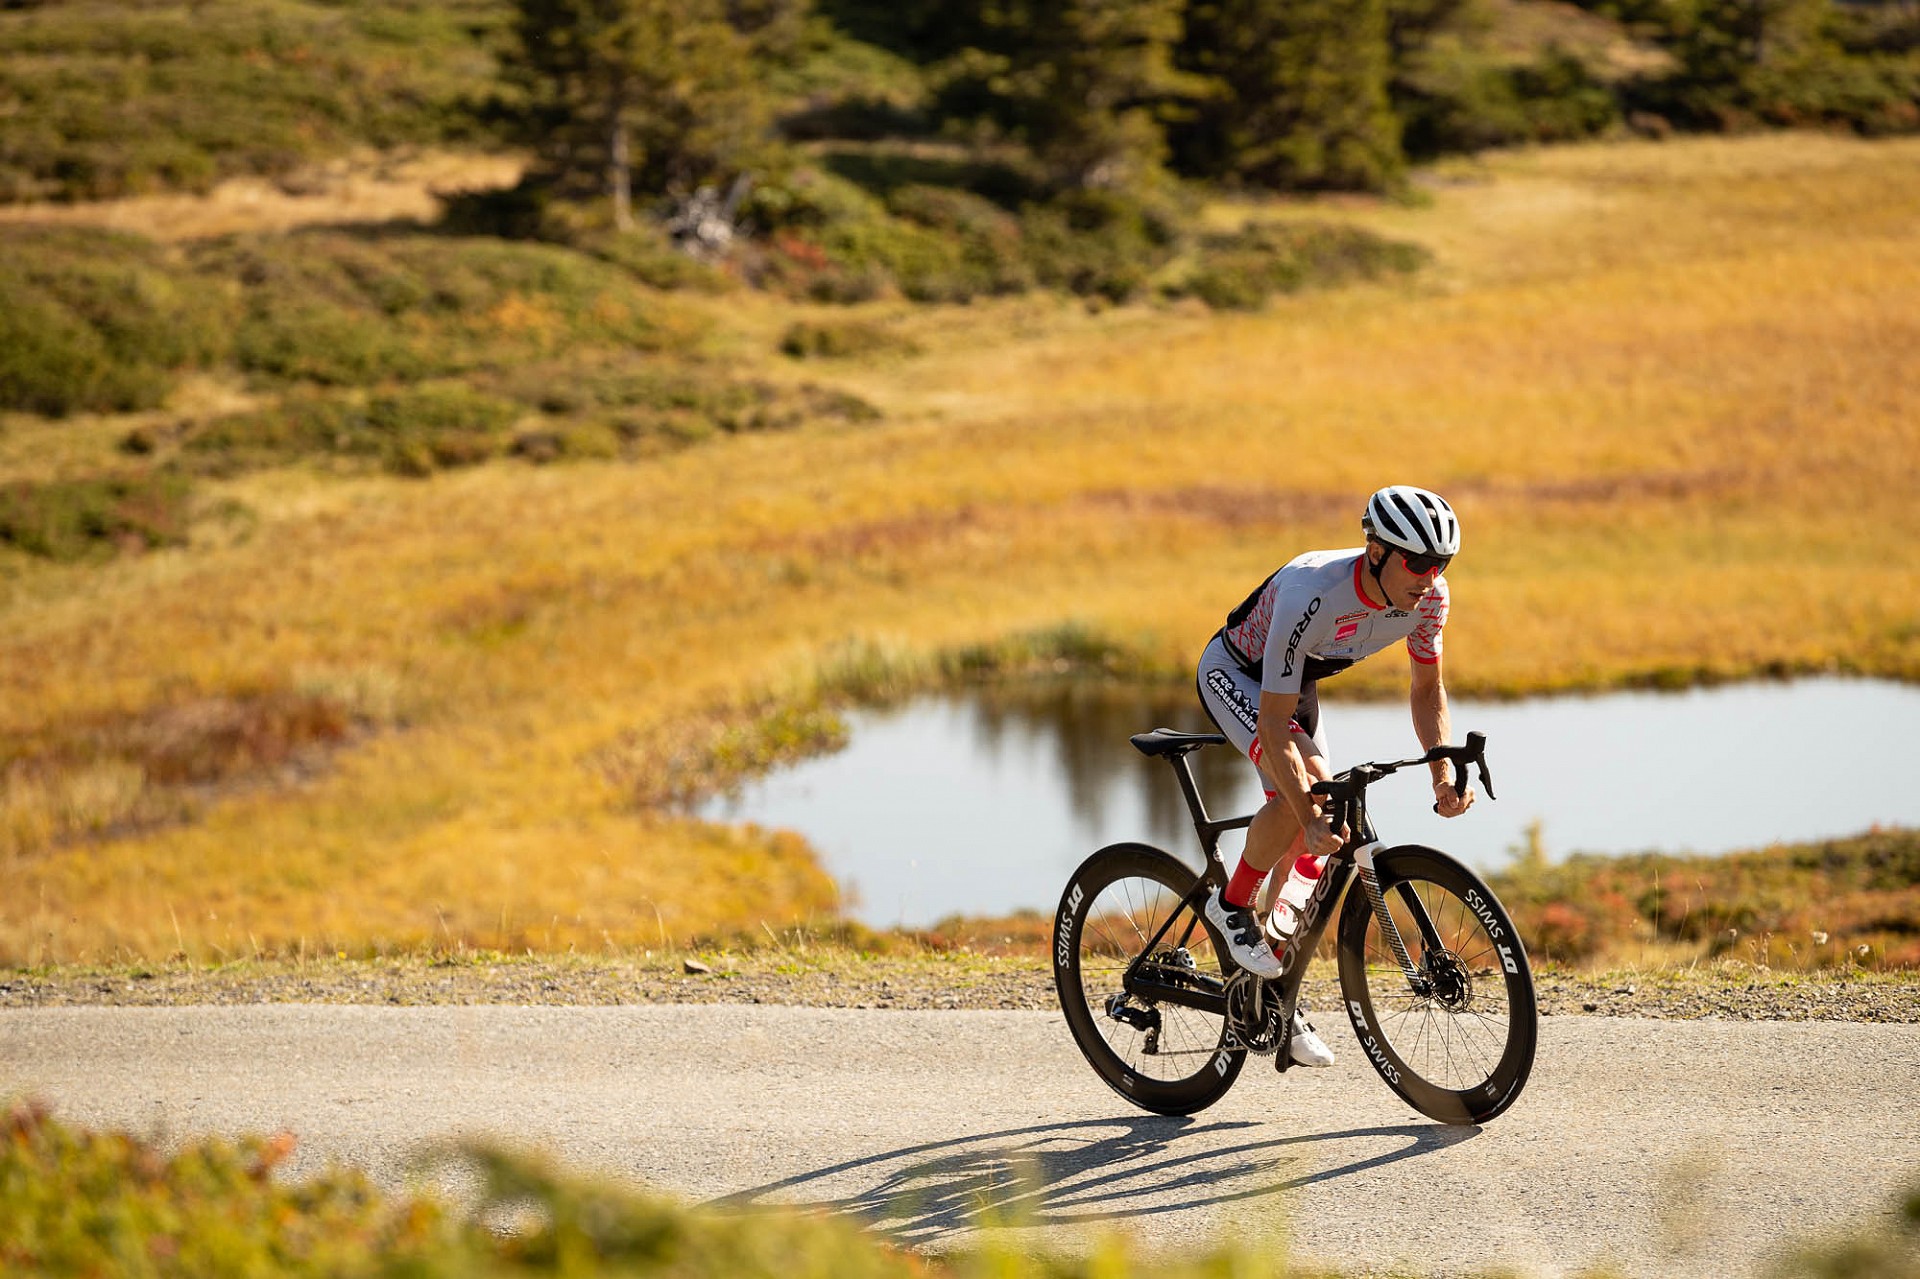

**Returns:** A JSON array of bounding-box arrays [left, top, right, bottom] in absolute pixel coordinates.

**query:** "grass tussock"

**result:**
[[1168, 221, 1431, 312]]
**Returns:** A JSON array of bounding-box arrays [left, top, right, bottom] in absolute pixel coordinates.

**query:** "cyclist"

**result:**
[[1197, 485, 1475, 1067]]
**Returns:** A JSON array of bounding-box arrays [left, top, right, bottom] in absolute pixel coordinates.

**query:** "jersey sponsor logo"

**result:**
[[1335, 610, 1367, 624], [1280, 598, 1321, 678], [1333, 621, 1360, 642], [1204, 670, 1259, 733]]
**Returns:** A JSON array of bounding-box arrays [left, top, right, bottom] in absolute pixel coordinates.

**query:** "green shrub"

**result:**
[[441, 183, 738, 293], [0, 472, 196, 560], [1019, 188, 1182, 302], [885, 183, 1033, 297], [1399, 46, 1622, 158], [184, 362, 878, 476], [1609, 0, 1920, 138], [201, 231, 689, 387], [585, 376, 881, 447], [748, 167, 1031, 303], [0, 0, 502, 202], [187, 383, 524, 477], [1176, 221, 1429, 310], [780, 318, 922, 358], [0, 226, 233, 415], [486, 357, 876, 430]]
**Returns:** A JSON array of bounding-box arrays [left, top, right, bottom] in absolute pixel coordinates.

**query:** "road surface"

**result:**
[[4, 1005, 1916, 1276]]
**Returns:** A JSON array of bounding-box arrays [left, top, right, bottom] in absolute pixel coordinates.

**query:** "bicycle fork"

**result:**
[[1351, 840, 1430, 994]]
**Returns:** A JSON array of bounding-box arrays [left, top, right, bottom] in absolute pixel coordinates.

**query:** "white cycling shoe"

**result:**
[[1204, 889, 1284, 980], [1289, 1007, 1336, 1068]]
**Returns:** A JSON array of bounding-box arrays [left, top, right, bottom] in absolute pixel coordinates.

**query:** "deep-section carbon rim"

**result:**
[[1054, 843, 1243, 1115], [1337, 845, 1537, 1125]]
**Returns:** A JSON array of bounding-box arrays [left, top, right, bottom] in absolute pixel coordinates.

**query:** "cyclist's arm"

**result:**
[[1255, 692, 1346, 857], [1411, 654, 1473, 815], [1254, 691, 1316, 824]]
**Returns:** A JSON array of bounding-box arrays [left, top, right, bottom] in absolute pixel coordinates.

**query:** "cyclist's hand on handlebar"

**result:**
[[1304, 815, 1349, 859], [1433, 779, 1475, 817]]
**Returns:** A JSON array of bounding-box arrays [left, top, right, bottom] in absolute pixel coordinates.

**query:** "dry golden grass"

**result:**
[[0, 150, 522, 243], [3, 133, 1917, 963]]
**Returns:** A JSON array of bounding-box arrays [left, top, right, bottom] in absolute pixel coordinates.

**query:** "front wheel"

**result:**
[[1336, 844, 1537, 1124], [1053, 843, 1244, 1115]]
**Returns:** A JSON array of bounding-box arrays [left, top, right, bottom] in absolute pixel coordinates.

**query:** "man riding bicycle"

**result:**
[[1196, 485, 1475, 1067]]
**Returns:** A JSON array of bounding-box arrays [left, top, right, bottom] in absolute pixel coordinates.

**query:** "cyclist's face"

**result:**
[[1371, 541, 1443, 610]]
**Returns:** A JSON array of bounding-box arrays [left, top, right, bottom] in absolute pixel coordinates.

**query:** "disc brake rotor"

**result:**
[[1424, 949, 1474, 1011]]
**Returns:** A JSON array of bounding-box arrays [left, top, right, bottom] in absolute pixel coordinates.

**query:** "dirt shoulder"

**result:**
[[4, 953, 1918, 1022]]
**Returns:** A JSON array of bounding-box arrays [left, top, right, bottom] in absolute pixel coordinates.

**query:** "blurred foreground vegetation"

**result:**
[[3, 1100, 1917, 1278]]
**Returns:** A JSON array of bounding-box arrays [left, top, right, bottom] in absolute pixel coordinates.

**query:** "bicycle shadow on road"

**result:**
[[709, 1115, 1477, 1243]]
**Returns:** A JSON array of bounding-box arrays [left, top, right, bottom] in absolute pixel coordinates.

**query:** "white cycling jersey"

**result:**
[[1219, 548, 1448, 696]]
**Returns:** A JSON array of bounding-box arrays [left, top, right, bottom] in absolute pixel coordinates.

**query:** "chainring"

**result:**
[[1224, 971, 1285, 1056]]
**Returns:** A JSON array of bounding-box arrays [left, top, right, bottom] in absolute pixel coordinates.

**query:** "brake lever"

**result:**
[[1466, 730, 1496, 800], [1431, 732, 1495, 811]]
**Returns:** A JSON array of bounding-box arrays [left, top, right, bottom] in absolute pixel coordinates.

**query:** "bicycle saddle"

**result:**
[[1128, 728, 1227, 758]]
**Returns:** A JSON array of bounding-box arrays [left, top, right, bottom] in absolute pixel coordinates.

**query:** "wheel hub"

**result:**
[[1424, 949, 1473, 1010]]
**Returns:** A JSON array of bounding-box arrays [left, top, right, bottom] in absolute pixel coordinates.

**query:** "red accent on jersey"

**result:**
[[1352, 557, 1388, 610], [1406, 580, 1449, 665]]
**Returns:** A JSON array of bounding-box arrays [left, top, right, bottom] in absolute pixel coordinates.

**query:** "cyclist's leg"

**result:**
[[1196, 643, 1331, 891], [1243, 685, 1331, 886]]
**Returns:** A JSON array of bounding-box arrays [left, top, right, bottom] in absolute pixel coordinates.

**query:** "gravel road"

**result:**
[[3, 1004, 1915, 1278]]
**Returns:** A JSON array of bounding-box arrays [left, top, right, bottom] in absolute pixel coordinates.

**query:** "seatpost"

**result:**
[[1168, 751, 1254, 876]]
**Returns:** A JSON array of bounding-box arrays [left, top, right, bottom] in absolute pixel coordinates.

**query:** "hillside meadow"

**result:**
[[2, 132, 1917, 964]]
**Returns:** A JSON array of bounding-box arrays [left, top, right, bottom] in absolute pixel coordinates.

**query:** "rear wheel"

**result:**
[[1053, 843, 1243, 1115], [1336, 844, 1537, 1124]]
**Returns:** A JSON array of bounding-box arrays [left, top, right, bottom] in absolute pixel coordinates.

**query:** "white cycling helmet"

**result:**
[[1362, 485, 1461, 557]]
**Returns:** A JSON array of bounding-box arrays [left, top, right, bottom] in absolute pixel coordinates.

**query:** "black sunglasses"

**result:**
[[1398, 550, 1451, 577]]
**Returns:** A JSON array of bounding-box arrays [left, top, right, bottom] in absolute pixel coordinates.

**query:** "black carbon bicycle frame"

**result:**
[[1118, 745, 1454, 1047]]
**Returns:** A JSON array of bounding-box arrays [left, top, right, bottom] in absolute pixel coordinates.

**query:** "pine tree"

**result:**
[[504, 0, 769, 227], [1174, 0, 1405, 191], [991, 0, 1202, 190]]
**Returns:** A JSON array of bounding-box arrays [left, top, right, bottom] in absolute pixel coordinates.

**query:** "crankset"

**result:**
[[1224, 971, 1285, 1056]]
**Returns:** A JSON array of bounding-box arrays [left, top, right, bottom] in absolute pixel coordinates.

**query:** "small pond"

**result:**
[[699, 677, 1920, 928]]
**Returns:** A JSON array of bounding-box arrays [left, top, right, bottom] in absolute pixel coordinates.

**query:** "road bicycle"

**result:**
[[1052, 728, 1536, 1124]]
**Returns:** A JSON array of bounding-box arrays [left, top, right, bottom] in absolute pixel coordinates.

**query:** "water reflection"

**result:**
[[701, 676, 1920, 929], [964, 682, 1249, 850]]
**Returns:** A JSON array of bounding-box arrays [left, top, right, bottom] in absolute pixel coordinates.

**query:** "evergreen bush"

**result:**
[[0, 227, 233, 415]]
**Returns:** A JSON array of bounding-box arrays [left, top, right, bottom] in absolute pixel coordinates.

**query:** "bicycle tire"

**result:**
[[1335, 844, 1537, 1125], [1053, 842, 1245, 1115]]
